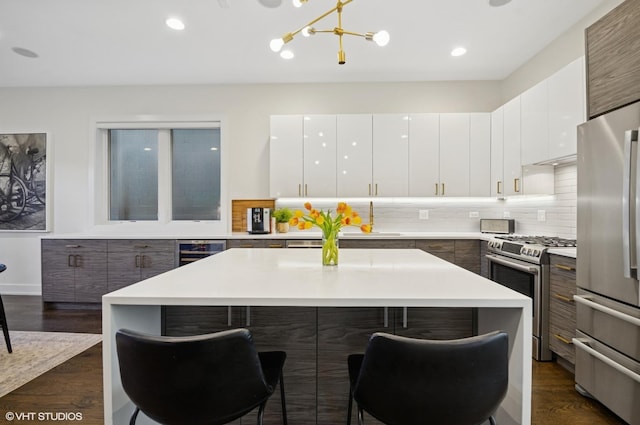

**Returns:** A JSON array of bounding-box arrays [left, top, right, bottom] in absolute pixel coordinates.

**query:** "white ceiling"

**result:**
[[0, 0, 605, 87]]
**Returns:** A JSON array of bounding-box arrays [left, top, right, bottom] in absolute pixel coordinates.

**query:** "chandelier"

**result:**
[[269, 0, 390, 65]]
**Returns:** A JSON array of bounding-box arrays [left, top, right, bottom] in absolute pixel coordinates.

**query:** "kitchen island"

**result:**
[[103, 248, 532, 425]]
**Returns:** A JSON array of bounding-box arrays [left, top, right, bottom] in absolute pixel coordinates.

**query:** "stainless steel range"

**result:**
[[486, 235, 577, 361]]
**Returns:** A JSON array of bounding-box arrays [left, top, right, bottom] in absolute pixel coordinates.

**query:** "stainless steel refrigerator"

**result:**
[[577, 100, 640, 425]]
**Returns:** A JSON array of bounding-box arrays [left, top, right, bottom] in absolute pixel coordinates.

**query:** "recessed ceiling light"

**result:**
[[489, 0, 512, 7], [12, 47, 38, 58], [280, 50, 294, 59], [258, 0, 282, 8], [166, 18, 185, 31], [451, 47, 467, 57]]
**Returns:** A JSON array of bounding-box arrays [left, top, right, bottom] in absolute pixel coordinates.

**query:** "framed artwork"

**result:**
[[0, 133, 49, 232]]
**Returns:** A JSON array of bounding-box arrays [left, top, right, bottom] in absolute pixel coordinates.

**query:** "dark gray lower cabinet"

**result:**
[[41, 239, 108, 303]]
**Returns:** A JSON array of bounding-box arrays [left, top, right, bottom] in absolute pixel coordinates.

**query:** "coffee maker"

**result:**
[[247, 208, 271, 234]]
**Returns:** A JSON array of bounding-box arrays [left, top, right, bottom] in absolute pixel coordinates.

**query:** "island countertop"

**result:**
[[103, 248, 532, 425], [103, 248, 531, 307]]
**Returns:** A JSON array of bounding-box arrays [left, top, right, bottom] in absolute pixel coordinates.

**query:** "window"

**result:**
[[93, 118, 225, 228]]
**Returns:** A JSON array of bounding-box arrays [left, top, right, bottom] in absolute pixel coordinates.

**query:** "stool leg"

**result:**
[[0, 295, 11, 353], [279, 370, 288, 425]]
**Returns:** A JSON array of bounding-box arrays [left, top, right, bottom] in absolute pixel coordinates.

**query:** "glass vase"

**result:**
[[322, 231, 339, 266]]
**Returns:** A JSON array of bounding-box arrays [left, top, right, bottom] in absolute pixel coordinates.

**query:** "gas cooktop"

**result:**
[[493, 235, 577, 248]]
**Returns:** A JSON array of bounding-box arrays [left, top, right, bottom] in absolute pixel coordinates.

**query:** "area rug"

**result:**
[[0, 331, 102, 398]]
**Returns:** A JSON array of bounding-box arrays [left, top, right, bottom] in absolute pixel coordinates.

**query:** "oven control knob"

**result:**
[[533, 249, 541, 257]]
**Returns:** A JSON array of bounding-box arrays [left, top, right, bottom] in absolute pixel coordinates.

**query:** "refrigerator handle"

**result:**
[[622, 129, 639, 279]]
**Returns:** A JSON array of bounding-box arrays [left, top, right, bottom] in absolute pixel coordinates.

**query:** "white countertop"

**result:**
[[547, 247, 576, 258], [43, 231, 497, 240], [102, 248, 530, 308]]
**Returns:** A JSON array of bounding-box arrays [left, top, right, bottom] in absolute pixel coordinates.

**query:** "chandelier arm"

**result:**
[[287, 4, 340, 38]]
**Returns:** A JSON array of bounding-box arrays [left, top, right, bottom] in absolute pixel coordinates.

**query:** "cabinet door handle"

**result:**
[[368, 184, 372, 196], [554, 264, 576, 272], [441, 183, 445, 196], [227, 306, 232, 326], [304, 184, 308, 197], [135, 255, 140, 268], [298, 184, 302, 197], [403, 307, 408, 328], [497, 181, 502, 195], [375, 183, 378, 196], [383, 307, 389, 328], [435, 183, 439, 196], [553, 334, 573, 345], [514, 178, 521, 193], [67, 255, 74, 267], [553, 293, 574, 303], [246, 306, 251, 327]]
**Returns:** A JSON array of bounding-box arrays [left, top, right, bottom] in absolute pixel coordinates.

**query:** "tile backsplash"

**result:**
[[277, 163, 576, 239]]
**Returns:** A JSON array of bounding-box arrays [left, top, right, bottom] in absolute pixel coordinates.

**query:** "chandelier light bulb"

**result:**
[[270, 38, 285, 52], [165, 17, 185, 31], [302, 26, 313, 37], [372, 30, 390, 47], [292, 0, 304, 7]]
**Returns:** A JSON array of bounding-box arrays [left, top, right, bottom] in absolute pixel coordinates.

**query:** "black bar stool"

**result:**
[[0, 264, 11, 353]]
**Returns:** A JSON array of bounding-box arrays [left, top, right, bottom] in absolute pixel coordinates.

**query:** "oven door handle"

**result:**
[[485, 254, 539, 274]]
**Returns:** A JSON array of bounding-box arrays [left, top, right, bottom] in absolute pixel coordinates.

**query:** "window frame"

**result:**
[[90, 115, 228, 233]]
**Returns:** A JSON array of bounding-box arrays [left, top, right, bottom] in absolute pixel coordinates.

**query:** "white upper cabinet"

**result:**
[[372, 114, 409, 197], [439, 114, 471, 197], [503, 96, 522, 196], [469, 113, 491, 197], [490, 107, 505, 197], [547, 57, 585, 160], [303, 115, 337, 197], [270, 115, 303, 198], [408, 113, 439, 196], [520, 56, 585, 165], [520, 79, 549, 165], [337, 115, 373, 197]]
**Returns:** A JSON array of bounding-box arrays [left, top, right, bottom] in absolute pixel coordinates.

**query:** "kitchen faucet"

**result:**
[[369, 201, 374, 230]]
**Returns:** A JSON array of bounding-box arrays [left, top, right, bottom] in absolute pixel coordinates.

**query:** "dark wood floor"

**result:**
[[0, 295, 628, 425]]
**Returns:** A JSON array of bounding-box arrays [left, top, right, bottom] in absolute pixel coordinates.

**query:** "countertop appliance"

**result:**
[[247, 207, 271, 234], [486, 235, 577, 361], [576, 101, 640, 424], [480, 218, 515, 234]]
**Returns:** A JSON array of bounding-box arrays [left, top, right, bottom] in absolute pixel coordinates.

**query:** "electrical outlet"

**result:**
[[469, 211, 479, 218], [419, 209, 429, 220], [537, 210, 546, 222], [503, 211, 511, 218]]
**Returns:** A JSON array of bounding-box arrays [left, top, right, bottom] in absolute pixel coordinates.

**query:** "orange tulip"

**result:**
[[360, 224, 372, 233], [336, 202, 347, 214], [289, 217, 299, 226], [304, 202, 312, 211], [298, 222, 306, 230]]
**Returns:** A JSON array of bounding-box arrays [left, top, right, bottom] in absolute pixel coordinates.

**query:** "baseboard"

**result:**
[[0, 283, 41, 296]]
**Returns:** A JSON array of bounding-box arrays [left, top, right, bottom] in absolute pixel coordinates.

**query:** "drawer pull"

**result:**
[[554, 264, 576, 272], [268, 244, 284, 248], [553, 293, 574, 303], [133, 244, 150, 249], [553, 334, 573, 345], [574, 295, 640, 327], [65, 245, 81, 248], [573, 338, 640, 384]]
